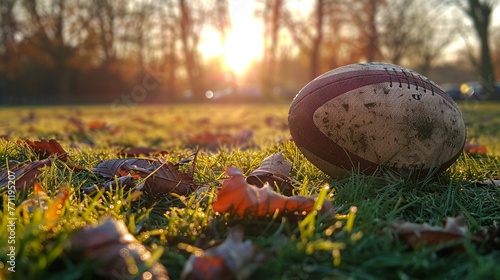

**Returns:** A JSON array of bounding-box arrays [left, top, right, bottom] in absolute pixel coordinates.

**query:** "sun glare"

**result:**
[[201, 2, 263, 76]]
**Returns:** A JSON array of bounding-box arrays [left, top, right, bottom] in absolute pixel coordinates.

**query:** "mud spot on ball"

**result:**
[[364, 102, 377, 109], [414, 120, 434, 140], [342, 103, 349, 111]]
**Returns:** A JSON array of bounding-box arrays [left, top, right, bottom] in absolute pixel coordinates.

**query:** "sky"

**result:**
[[200, 1, 264, 75], [200, 1, 500, 75]]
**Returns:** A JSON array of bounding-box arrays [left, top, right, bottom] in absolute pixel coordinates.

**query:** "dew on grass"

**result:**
[[143, 272, 153, 280], [127, 264, 138, 274], [119, 248, 130, 258]]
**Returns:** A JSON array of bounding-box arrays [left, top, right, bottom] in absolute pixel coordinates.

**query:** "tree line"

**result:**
[[0, 0, 498, 105]]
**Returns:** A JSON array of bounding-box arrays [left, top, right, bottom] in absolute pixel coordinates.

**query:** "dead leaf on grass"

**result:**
[[180, 225, 262, 280], [67, 218, 170, 280], [118, 146, 170, 157], [92, 155, 196, 196], [464, 142, 487, 155], [92, 158, 160, 179], [246, 152, 294, 195], [20, 182, 69, 230], [19, 139, 69, 161], [0, 158, 52, 191], [142, 161, 193, 196], [473, 178, 500, 187], [391, 215, 472, 252], [186, 129, 253, 150], [213, 167, 334, 218]]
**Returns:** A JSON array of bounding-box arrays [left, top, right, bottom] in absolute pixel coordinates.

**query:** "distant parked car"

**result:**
[[442, 81, 492, 101], [441, 83, 462, 100]]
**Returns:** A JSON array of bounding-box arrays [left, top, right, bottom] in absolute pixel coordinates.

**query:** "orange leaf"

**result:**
[[45, 187, 69, 230], [213, 167, 334, 218], [464, 143, 487, 155], [33, 181, 45, 195], [180, 225, 260, 280]]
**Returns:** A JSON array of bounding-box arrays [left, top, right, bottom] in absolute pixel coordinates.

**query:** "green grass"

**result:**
[[1, 102, 500, 279]]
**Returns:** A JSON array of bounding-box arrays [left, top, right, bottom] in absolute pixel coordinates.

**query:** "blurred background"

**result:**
[[0, 0, 499, 105]]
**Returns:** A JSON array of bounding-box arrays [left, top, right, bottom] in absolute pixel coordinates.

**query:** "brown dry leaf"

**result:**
[[464, 142, 487, 155], [68, 116, 86, 131], [212, 167, 334, 218], [180, 225, 261, 280], [474, 178, 500, 187], [92, 158, 160, 179], [246, 152, 293, 195], [143, 162, 193, 196], [20, 139, 69, 161], [92, 156, 196, 196], [118, 147, 170, 157], [88, 120, 119, 134], [391, 215, 469, 252], [186, 129, 253, 150], [0, 158, 52, 191], [67, 218, 170, 280]]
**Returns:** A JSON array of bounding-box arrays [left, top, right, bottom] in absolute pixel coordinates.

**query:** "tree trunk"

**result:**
[[466, 0, 496, 98], [310, 0, 324, 79]]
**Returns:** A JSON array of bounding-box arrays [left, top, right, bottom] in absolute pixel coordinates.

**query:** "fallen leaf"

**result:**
[[180, 225, 262, 280], [464, 143, 487, 155], [473, 178, 500, 187], [246, 152, 294, 195], [87, 120, 108, 130], [20, 139, 69, 161], [186, 129, 253, 150], [92, 156, 196, 196], [20, 181, 50, 213], [143, 162, 193, 196], [0, 158, 52, 191], [67, 218, 170, 280], [44, 187, 69, 230], [212, 167, 334, 218], [264, 115, 288, 130], [92, 158, 160, 179], [118, 147, 170, 157], [20, 183, 69, 230], [391, 215, 470, 252], [68, 116, 86, 131]]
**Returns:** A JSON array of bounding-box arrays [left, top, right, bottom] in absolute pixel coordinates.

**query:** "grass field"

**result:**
[[1, 101, 500, 279]]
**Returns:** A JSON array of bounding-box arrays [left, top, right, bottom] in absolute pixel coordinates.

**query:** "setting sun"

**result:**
[[200, 2, 263, 76]]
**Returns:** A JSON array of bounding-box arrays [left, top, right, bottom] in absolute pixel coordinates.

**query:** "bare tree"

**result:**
[[282, 0, 334, 80], [456, 0, 496, 97], [20, 0, 80, 102], [351, 0, 386, 62], [0, 0, 17, 100], [260, 0, 283, 94], [376, 0, 454, 72]]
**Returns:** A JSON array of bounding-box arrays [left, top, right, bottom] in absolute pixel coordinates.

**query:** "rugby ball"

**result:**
[[288, 62, 466, 179]]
